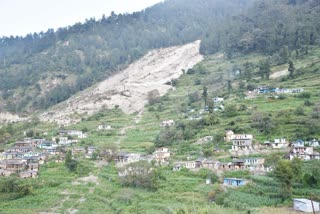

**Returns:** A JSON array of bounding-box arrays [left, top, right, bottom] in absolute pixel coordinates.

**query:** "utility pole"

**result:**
[[310, 193, 315, 214]]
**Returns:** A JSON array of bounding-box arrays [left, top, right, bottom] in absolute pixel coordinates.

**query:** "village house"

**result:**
[[23, 151, 40, 159], [115, 152, 141, 166], [217, 162, 234, 170], [232, 159, 246, 169], [245, 158, 265, 170], [20, 170, 38, 179], [0, 159, 27, 173], [46, 147, 59, 155], [213, 97, 224, 103], [185, 161, 196, 169], [38, 141, 57, 149], [307, 139, 319, 147], [202, 159, 217, 169], [27, 162, 39, 172], [272, 138, 288, 149], [223, 178, 247, 187], [195, 157, 206, 168], [231, 134, 253, 151], [153, 147, 170, 163], [72, 147, 86, 156], [289, 146, 319, 160], [173, 164, 182, 171], [14, 141, 31, 148], [57, 137, 78, 146], [1, 152, 24, 160], [160, 120, 175, 127], [97, 124, 112, 130], [9, 145, 33, 153], [291, 140, 305, 147], [58, 130, 87, 138]]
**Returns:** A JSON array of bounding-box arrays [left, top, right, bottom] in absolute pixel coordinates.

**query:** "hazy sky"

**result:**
[[0, 0, 163, 37]]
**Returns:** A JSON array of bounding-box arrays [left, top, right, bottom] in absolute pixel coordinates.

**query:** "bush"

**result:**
[[304, 99, 313, 106], [297, 92, 311, 99]]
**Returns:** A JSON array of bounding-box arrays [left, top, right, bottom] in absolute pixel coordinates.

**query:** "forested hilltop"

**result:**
[[0, 0, 319, 114], [0, 0, 253, 113]]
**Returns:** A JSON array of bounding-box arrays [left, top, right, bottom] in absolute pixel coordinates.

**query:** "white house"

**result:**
[[293, 199, 320, 212], [308, 139, 319, 147], [58, 130, 87, 138], [213, 97, 224, 103], [231, 134, 253, 151], [97, 124, 112, 130], [185, 161, 196, 169], [160, 120, 175, 127], [272, 139, 288, 149], [153, 147, 171, 163], [291, 140, 305, 147]]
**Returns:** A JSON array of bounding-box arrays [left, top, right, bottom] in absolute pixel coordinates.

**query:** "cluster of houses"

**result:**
[[251, 86, 304, 94], [225, 130, 320, 161], [0, 129, 95, 179], [246, 86, 304, 99], [115, 147, 171, 176], [173, 157, 265, 173], [0, 139, 47, 178]]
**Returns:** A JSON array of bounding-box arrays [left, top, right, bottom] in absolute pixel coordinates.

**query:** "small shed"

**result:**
[[293, 198, 320, 212], [223, 178, 247, 187]]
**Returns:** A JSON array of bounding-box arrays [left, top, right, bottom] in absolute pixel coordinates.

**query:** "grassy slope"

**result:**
[[1, 48, 320, 213]]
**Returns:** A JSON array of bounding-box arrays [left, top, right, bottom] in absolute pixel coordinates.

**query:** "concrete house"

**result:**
[[213, 97, 224, 103], [308, 139, 319, 147], [195, 157, 206, 168], [153, 147, 171, 163], [231, 134, 253, 151], [38, 141, 57, 149], [293, 199, 320, 212], [58, 130, 87, 138], [272, 139, 288, 149], [115, 152, 141, 166], [185, 161, 196, 169], [223, 178, 247, 187], [289, 147, 316, 160], [20, 170, 38, 179], [291, 140, 305, 148], [97, 124, 112, 130], [160, 120, 175, 127], [245, 158, 265, 170]]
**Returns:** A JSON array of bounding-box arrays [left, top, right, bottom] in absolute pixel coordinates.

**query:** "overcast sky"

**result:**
[[0, 0, 163, 37]]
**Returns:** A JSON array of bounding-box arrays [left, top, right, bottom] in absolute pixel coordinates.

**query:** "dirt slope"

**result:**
[[40, 41, 203, 125]]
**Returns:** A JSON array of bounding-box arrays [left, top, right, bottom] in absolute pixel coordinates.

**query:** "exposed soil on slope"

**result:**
[[40, 41, 203, 125]]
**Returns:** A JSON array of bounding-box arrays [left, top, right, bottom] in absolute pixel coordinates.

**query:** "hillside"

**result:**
[[0, 0, 253, 114], [39, 41, 203, 125], [1, 0, 320, 213]]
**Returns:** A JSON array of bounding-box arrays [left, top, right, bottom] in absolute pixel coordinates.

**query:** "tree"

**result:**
[[119, 161, 160, 190], [227, 80, 232, 93], [279, 46, 289, 64], [65, 150, 78, 172], [243, 62, 253, 81], [259, 60, 271, 79], [273, 159, 302, 200], [288, 60, 295, 78], [202, 86, 208, 106]]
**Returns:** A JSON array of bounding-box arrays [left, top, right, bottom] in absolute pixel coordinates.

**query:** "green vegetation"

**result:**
[[1, 0, 320, 213]]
